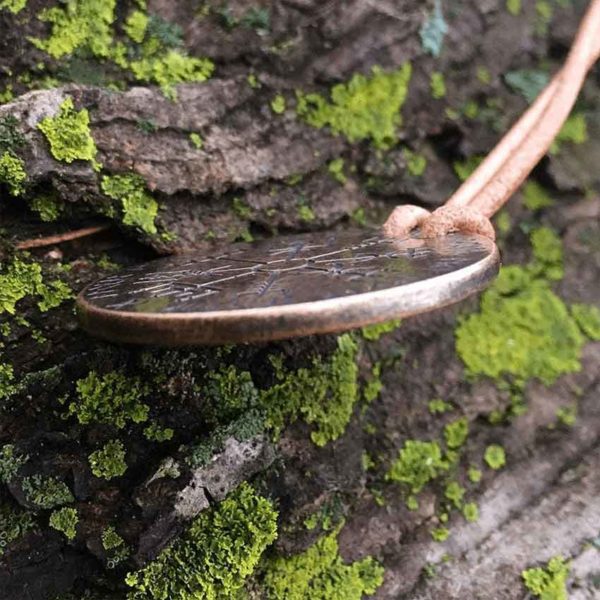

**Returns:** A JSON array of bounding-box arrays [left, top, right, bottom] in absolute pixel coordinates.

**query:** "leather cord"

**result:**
[[384, 0, 600, 240]]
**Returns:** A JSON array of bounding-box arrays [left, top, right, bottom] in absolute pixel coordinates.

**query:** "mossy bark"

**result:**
[[1, 1, 599, 599]]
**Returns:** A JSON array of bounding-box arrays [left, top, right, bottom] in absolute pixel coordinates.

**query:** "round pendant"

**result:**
[[77, 230, 499, 346]]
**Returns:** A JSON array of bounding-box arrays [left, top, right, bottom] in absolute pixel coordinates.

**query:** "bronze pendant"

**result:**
[[77, 230, 499, 346]]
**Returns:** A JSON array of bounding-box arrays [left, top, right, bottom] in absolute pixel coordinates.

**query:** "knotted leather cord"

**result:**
[[384, 0, 600, 240]]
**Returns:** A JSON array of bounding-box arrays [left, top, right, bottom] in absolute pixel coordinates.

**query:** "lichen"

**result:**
[[189, 132, 203, 149], [262, 527, 384, 600], [101, 173, 159, 235], [124, 10, 149, 44], [143, 422, 174, 442], [468, 467, 482, 483], [22, 475, 74, 509], [0, 0, 26, 14], [0, 152, 27, 195], [30, 194, 64, 222], [361, 319, 401, 341], [296, 64, 412, 149], [453, 156, 483, 181], [462, 501, 479, 522], [49, 507, 79, 540], [571, 304, 600, 340], [522, 556, 570, 600], [89, 439, 127, 480], [443, 417, 469, 449], [68, 371, 149, 429], [550, 113, 587, 154], [386, 440, 448, 493], [37, 97, 99, 168], [483, 444, 506, 469], [403, 149, 427, 177], [328, 158, 347, 184], [125, 483, 278, 599], [431, 527, 449, 542], [420, 0, 447, 57], [430, 72, 446, 99], [506, 0, 522, 15], [0, 444, 28, 483], [444, 481, 465, 508], [0, 503, 35, 555], [428, 399, 453, 414], [504, 69, 549, 103], [271, 94, 286, 114]]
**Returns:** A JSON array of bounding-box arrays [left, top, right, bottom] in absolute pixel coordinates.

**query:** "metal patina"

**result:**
[[77, 230, 499, 345]]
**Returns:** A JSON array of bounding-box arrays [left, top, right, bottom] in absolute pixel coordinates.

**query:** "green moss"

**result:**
[[262, 527, 384, 600], [89, 439, 127, 480], [297, 203, 316, 222], [431, 527, 449, 542], [453, 156, 483, 181], [443, 417, 469, 450], [22, 475, 74, 509], [420, 0, 447, 57], [428, 399, 453, 414], [30, 194, 63, 222], [455, 228, 586, 387], [0, 0, 25, 13], [550, 113, 587, 154], [49, 507, 78, 540], [430, 72, 446, 99], [522, 556, 570, 600], [0, 152, 26, 195], [297, 63, 412, 149], [37, 98, 99, 168], [363, 362, 382, 404], [189, 132, 203, 149], [328, 158, 347, 184], [555, 404, 577, 427], [404, 149, 427, 177], [506, 0, 522, 15], [386, 440, 448, 493], [69, 371, 149, 429], [126, 483, 278, 599], [32, 0, 116, 58], [522, 181, 554, 211], [361, 319, 401, 341], [101, 173, 159, 235], [571, 304, 600, 340], [462, 502, 479, 522], [260, 334, 359, 446], [143, 422, 174, 442], [0, 444, 28, 483], [484, 444, 506, 469], [271, 94, 286, 114], [124, 10, 149, 44], [0, 257, 72, 315], [0, 503, 35, 555]]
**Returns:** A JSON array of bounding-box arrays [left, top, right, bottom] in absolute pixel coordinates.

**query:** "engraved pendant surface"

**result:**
[[77, 229, 500, 346]]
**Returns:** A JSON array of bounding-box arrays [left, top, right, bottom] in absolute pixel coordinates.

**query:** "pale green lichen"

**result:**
[[505, 69, 549, 103], [68, 371, 149, 428], [506, 0, 522, 15], [454, 156, 483, 181], [297, 64, 412, 149], [0, 444, 28, 483], [89, 439, 127, 480], [444, 481, 465, 508], [297, 203, 316, 222], [443, 417, 469, 450], [143, 422, 174, 442], [462, 501, 479, 522], [404, 149, 427, 177], [125, 483, 278, 600], [522, 556, 570, 600], [37, 97, 99, 168], [468, 466, 482, 483], [420, 0, 447, 57], [484, 444, 506, 469], [49, 507, 78, 540], [0, 152, 26, 195], [124, 10, 149, 44], [522, 181, 554, 211], [431, 527, 449, 542], [262, 527, 384, 600], [189, 132, 203, 149], [550, 113, 587, 154], [0, 503, 35, 555], [571, 304, 600, 340], [30, 195, 63, 222], [22, 475, 74, 509], [101, 173, 159, 235], [428, 399, 453, 414]]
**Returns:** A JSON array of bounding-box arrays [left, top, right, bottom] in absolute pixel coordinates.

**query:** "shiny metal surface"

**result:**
[[77, 229, 500, 345]]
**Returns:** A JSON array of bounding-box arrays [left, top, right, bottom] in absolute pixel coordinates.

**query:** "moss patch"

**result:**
[[386, 440, 448, 493], [101, 173, 159, 235], [361, 319, 401, 341], [262, 527, 384, 599], [0, 0, 26, 14], [125, 483, 278, 599], [37, 97, 99, 168], [297, 64, 412, 149], [522, 181, 554, 211]]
